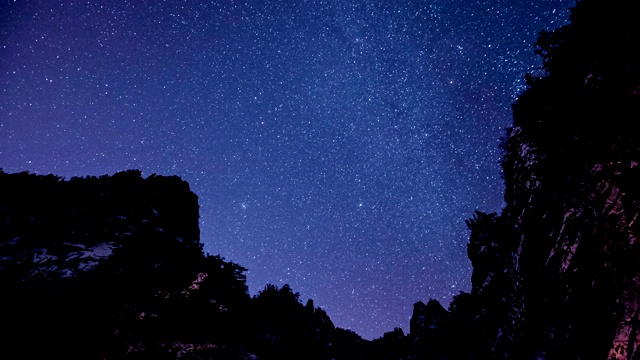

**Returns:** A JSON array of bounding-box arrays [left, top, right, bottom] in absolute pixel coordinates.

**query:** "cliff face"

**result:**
[[0, 170, 248, 359], [462, 1, 640, 358], [0, 169, 368, 360], [383, 2, 640, 358], [491, 143, 640, 359], [0, 169, 202, 283]]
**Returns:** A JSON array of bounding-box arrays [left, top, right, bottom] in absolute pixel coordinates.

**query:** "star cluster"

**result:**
[[0, 0, 573, 339]]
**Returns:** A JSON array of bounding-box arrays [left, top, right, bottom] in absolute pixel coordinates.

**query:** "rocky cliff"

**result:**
[[0, 169, 364, 359], [400, 1, 640, 359], [462, 0, 640, 358]]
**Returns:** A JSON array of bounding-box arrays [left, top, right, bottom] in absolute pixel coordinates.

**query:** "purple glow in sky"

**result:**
[[0, 0, 574, 339]]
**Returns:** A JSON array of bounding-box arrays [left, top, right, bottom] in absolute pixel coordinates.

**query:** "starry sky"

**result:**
[[0, 0, 574, 339]]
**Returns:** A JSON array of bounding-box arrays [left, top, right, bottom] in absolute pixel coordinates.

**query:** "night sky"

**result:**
[[0, 0, 574, 339]]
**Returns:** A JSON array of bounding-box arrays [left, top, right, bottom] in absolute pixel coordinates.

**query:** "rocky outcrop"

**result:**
[[458, 1, 640, 358], [0, 169, 247, 358], [403, 1, 640, 358], [0, 169, 369, 359]]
